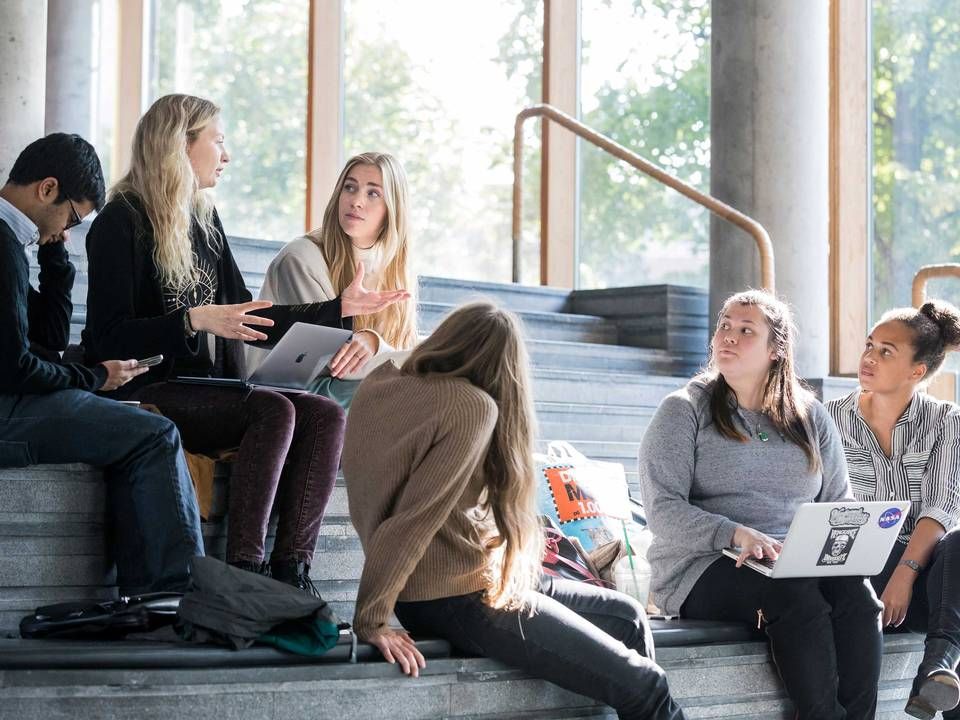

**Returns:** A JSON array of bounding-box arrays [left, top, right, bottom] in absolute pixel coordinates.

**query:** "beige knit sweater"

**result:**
[[342, 362, 499, 638]]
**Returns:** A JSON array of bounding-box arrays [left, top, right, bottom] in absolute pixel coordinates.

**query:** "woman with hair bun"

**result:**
[[827, 299, 960, 720]]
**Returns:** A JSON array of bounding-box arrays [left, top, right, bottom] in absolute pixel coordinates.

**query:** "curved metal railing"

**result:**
[[512, 104, 776, 291], [912, 264, 960, 307]]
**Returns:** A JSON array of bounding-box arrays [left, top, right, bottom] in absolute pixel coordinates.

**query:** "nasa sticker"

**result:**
[[817, 506, 870, 567], [878, 507, 902, 529]]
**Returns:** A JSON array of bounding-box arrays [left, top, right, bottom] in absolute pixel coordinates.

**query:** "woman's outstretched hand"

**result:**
[[366, 628, 427, 678], [188, 300, 275, 341], [731, 525, 783, 568], [341, 262, 410, 318]]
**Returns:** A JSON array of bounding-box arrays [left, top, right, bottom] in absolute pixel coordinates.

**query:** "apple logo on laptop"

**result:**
[[296, 353, 307, 363]]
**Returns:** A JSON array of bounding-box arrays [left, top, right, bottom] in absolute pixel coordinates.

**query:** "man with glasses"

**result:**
[[0, 133, 203, 593]]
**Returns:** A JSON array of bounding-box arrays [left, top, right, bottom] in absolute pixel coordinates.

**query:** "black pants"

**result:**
[[682, 556, 882, 720], [395, 576, 686, 720], [874, 530, 960, 719]]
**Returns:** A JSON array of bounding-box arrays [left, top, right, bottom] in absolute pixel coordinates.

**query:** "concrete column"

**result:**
[[45, 0, 93, 137], [0, 1, 48, 180], [710, 0, 830, 378]]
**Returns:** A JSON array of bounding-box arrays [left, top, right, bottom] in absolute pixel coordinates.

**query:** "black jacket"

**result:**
[[82, 195, 348, 397], [0, 218, 105, 394]]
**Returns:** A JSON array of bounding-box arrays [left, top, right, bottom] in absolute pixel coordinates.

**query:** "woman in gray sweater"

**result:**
[[639, 290, 883, 720]]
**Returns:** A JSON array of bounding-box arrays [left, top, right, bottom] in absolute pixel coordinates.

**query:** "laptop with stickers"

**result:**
[[722, 501, 910, 578]]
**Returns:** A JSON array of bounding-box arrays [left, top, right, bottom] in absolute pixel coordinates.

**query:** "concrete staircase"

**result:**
[[4, 234, 921, 719]]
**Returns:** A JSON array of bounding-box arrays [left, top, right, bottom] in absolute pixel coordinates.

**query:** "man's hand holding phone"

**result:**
[[99, 354, 163, 392]]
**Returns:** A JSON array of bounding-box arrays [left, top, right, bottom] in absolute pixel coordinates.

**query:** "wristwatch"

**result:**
[[899, 559, 923, 573]]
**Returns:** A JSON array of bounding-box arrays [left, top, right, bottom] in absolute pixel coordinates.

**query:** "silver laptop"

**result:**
[[175, 322, 352, 392], [722, 501, 910, 578]]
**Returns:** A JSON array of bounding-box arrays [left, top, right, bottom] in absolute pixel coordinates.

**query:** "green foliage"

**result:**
[[496, 0, 710, 288], [872, 0, 960, 319], [152, 0, 308, 242], [343, 0, 543, 283]]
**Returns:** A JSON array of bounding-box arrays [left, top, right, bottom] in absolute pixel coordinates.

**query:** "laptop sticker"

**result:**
[[878, 507, 903, 529], [817, 507, 871, 567]]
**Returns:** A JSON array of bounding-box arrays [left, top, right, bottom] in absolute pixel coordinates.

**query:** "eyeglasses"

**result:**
[[64, 199, 83, 231]]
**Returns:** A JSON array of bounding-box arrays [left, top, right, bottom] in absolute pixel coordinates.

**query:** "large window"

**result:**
[[871, 1, 960, 320], [343, 0, 543, 283], [149, 0, 310, 242], [578, 0, 710, 289]]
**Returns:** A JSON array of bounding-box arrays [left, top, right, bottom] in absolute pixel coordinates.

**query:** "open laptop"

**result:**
[[721, 501, 910, 578], [174, 322, 352, 393]]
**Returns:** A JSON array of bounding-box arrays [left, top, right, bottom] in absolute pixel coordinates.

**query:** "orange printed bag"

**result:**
[[535, 441, 631, 552]]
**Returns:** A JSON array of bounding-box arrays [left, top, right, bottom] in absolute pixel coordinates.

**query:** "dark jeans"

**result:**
[[0, 389, 203, 594], [873, 532, 960, 718], [682, 557, 883, 720], [135, 382, 344, 565], [395, 576, 686, 720]]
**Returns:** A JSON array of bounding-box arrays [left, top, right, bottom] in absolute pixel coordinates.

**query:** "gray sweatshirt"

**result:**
[[638, 377, 852, 615]]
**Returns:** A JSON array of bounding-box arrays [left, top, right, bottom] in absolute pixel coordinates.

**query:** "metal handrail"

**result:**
[[512, 104, 776, 291], [912, 264, 960, 307]]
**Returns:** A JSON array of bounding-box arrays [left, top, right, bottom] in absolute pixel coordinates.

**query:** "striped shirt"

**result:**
[[0, 196, 40, 247], [826, 389, 960, 541]]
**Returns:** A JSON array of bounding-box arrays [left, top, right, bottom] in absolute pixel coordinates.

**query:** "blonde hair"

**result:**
[[403, 302, 543, 610], [111, 94, 222, 293], [308, 152, 416, 348], [702, 290, 820, 471]]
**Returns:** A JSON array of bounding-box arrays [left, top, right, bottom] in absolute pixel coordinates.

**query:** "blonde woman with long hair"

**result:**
[[343, 303, 686, 720], [251, 152, 415, 407], [83, 94, 407, 592]]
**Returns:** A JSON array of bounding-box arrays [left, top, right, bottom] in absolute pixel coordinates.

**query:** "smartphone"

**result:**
[[136, 354, 164, 368]]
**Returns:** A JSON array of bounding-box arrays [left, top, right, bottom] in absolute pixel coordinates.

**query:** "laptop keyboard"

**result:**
[[751, 555, 777, 570]]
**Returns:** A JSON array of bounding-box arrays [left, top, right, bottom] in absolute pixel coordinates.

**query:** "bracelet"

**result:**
[[183, 309, 197, 338], [899, 558, 923, 573]]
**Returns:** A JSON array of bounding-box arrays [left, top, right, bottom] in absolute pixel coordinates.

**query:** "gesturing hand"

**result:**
[[99, 359, 150, 391], [341, 262, 410, 318], [366, 628, 426, 678], [188, 301, 275, 341], [731, 525, 783, 568], [330, 330, 378, 378]]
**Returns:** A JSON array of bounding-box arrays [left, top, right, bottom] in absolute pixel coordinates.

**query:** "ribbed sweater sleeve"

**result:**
[[344, 367, 498, 639], [639, 391, 740, 552]]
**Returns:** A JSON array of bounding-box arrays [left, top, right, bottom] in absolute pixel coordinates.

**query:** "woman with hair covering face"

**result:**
[[640, 290, 883, 720], [827, 300, 960, 720], [342, 302, 687, 720], [249, 152, 416, 409], [82, 94, 408, 593]]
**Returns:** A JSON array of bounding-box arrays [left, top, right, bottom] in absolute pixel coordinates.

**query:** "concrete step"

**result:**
[[531, 368, 685, 408], [527, 339, 693, 375], [0, 634, 925, 720], [538, 401, 653, 444], [418, 275, 572, 313], [419, 301, 618, 345]]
